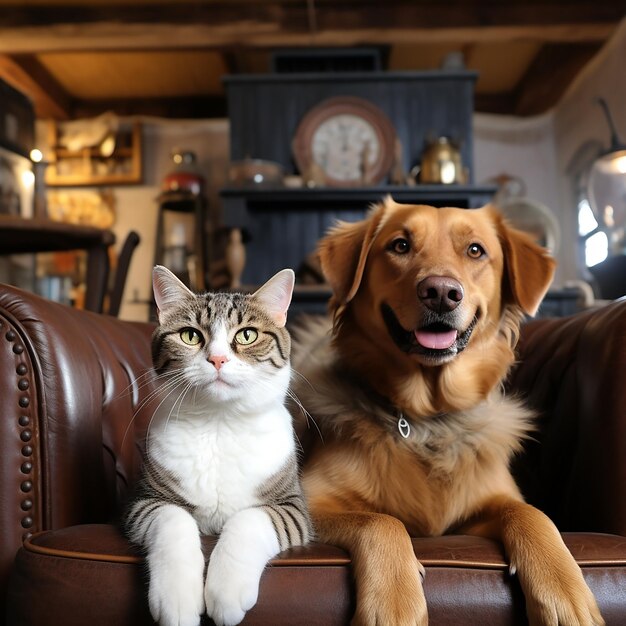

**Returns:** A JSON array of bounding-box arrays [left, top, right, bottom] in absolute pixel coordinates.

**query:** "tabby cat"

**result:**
[[124, 266, 312, 626]]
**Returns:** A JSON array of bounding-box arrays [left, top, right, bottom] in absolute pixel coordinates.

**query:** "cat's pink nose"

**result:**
[[208, 355, 229, 371]]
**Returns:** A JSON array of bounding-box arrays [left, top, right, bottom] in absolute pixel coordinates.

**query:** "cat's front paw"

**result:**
[[204, 551, 261, 626], [149, 556, 205, 626], [146, 506, 206, 626]]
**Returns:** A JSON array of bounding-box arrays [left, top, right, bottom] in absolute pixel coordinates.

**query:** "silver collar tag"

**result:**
[[397, 413, 411, 439]]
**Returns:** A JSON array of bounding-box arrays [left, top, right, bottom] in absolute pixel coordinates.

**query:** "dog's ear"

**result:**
[[319, 199, 391, 304], [492, 208, 556, 316]]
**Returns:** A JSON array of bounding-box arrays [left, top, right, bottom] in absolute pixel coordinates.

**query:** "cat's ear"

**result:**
[[253, 269, 295, 328], [152, 265, 194, 320]]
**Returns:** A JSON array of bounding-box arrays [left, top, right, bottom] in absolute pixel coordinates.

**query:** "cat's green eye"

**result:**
[[235, 328, 258, 345], [180, 328, 203, 346]]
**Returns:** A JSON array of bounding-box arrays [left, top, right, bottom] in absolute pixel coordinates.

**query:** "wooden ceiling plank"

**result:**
[[0, 2, 622, 31], [0, 54, 72, 119], [0, 22, 617, 55]]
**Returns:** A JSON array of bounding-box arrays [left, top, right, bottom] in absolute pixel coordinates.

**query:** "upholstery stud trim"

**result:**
[[4, 325, 37, 537]]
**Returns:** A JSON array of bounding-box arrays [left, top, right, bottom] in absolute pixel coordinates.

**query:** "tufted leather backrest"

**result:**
[[0, 284, 155, 603], [510, 298, 626, 537]]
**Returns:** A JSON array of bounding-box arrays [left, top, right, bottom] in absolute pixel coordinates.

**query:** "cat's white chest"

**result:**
[[150, 408, 293, 534]]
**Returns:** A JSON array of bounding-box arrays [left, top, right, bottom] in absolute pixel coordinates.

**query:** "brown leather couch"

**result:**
[[1, 282, 625, 625]]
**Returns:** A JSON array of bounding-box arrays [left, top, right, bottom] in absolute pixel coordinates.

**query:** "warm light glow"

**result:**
[[100, 134, 116, 158], [615, 155, 626, 174], [21, 169, 35, 188], [29, 148, 43, 163], [440, 161, 456, 184]]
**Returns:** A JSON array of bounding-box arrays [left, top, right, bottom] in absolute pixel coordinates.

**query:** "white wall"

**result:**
[[473, 111, 563, 282]]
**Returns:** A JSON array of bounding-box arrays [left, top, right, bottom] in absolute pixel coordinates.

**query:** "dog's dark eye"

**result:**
[[391, 238, 410, 254], [467, 243, 486, 259]]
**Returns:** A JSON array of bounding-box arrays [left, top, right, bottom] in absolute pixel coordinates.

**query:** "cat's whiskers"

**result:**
[[141, 372, 190, 454], [121, 368, 187, 426], [291, 367, 316, 391], [286, 388, 324, 448], [164, 381, 196, 432], [113, 367, 157, 402], [134, 369, 187, 414], [120, 369, 188, 453]]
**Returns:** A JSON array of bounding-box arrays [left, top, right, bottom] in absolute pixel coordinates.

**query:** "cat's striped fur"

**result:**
[[123, 266, 312, 626], [125, 450, 309, 554]]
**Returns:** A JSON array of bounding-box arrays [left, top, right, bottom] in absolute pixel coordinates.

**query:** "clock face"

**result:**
[[311, 114, 381, 182], [292, 97, 396, 187]]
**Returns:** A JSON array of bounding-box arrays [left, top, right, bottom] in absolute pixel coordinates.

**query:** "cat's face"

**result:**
[[151, 268, 294, 408]]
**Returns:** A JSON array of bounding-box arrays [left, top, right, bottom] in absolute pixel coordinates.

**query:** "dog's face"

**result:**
[[360, 203, 507, 366], [319, 199, 555, 404]]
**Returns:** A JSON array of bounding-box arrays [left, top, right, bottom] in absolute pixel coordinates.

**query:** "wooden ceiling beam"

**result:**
[[473, 92, 518, 116], [0, 54, 72, 119], [0, 2, 621, 31], [513, 42, 602, 116], [0, 0, 619, 56], [72, 95, 228, 120], [0, 22, 615, 55]]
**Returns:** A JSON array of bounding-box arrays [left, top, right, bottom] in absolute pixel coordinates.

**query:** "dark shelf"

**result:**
[[0, 216, 115, 312], [0, 216, 115, 254], [221, 184, 497, 206]]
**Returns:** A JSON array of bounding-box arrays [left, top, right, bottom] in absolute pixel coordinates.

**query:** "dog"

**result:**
[[291, 198, 604, 626]]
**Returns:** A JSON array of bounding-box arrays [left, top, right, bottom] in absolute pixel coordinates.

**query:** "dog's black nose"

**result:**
[[417, 276, 464, 313]]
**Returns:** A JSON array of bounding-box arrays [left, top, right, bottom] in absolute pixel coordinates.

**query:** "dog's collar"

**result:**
[[339, 364, 447, 441]]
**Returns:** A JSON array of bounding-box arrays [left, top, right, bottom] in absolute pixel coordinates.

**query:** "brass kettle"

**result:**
[[411, 137, 467, 184]]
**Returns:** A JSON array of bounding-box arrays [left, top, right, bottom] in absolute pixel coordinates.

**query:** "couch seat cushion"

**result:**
[[7, 524, 626, 625]]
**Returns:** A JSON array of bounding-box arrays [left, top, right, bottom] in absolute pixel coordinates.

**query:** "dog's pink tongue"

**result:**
[[414, 328, 458, 350]]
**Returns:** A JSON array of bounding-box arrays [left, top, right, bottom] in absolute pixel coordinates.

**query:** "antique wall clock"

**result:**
[[292, 96, 397, 187]]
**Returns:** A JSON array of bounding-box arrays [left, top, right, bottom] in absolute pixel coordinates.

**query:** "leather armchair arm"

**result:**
[[0, 284, 155, 602], [510, 299, 626, 536]]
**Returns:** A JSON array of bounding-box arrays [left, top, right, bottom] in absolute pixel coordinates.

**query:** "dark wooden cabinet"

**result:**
[[221, 185, 495, 285], [225, 70, 478, 182]]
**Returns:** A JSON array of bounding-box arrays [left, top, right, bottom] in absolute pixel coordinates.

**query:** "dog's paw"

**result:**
[[352, 557, 427, 626], [204, 550, 260, 626], [513, 555, 604, 626], [148, 554, 205, 626]]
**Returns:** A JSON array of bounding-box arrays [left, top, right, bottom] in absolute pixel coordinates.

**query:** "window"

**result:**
[[577, 198, 608, 267]]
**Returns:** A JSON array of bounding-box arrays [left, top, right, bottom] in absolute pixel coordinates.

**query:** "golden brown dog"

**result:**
[[291, 198, 604, 626]]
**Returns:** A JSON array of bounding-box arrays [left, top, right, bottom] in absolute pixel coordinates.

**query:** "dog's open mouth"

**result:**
[[381, 303, 478, 362], [414, 322, 459, 351]]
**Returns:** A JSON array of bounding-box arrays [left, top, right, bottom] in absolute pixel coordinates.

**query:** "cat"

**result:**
[[123, 266, 312, 626]]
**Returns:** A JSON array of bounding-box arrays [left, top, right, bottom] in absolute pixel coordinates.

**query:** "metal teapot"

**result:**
[[411, 136, 467, 184]]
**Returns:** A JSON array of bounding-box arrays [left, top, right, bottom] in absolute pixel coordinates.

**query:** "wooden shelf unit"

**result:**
[[45, 121, 142, 187]]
